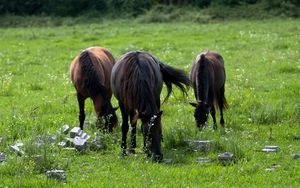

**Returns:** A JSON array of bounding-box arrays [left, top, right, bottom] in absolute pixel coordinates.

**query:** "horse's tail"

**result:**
[[79, 50, 107, 99], [158, 62, 190, 102]]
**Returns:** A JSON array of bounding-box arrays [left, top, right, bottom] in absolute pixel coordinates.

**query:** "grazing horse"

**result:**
[[111, 51, 190, 161], [190, 51, 228, 129], [70, 47, 118, 131]]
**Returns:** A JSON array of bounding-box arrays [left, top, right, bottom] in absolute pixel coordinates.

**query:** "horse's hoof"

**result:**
[[122, 149, 127, 156], [152, 154, 163, 163], [128, 148, 136, 154]]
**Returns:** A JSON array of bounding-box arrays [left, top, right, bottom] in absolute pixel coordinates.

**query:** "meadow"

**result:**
[[0, 18, 299, 187]]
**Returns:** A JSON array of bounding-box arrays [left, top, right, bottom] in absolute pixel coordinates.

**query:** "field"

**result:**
[[0, 18, 300, 187]]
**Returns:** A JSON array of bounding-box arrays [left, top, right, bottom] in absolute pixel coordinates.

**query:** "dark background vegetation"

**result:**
[[0, 0, 299, 18]]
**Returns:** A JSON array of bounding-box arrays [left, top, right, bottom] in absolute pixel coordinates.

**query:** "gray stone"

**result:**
[[65, 138, 74, 147], [45, 135, 57, 144], [292, 154, 300, 159], [262, 146, 279, 152], [80, 132, 90, 140], [9, 145, 24, 156], [58, 142, 67, 148], [218, 152, 233, 164], [61, 125, 70, 134], [197, 157, 211, 164], [186, 140, 212, 152], [36, 140, 45, 148], [70, 127, 83, 138], [46, 170, 66, 182], [73, 136, 88, 151], [0, 153, 6, 162], [163, 158, 173, 164]]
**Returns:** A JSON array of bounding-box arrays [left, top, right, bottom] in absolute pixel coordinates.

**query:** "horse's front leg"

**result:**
[[120, 102, 129, 156]]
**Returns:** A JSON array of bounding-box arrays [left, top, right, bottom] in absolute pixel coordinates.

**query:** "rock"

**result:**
[[61, 125, 70, 134], [197, 157, 211, 164], [73, 136, 88, 151], [80, 132, 90, 140], [70, 127, 83, 138], [9, 145, 24, 156], [292, 154, 300, 159], [163, 158, 173, 164], [0, 153, 6, 162], [45, 135, 57, 145], [218, 152, 233, 164], [186, 140, 212, 152], [46, 170, 66, 182], [262, 146, 279, 152], [58, 142, 67, 148]]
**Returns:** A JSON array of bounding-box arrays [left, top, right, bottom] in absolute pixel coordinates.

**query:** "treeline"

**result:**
[[0, 0, 299, 17]]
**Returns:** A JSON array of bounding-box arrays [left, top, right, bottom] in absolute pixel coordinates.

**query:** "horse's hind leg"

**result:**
[[218, 86, 225, 128], [77, 94, 86, 130], [210, 105, 217, 130], [129, 110, 137, 153], [120, 102, 129, 155]]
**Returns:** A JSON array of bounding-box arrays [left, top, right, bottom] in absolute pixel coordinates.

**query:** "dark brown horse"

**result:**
[[70, 47, 118, 131], [190, 51, 228, 129], [111, 51, 190, 161]]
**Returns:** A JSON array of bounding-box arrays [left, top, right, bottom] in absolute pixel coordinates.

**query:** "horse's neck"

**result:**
[[196, 65, 210, 103]]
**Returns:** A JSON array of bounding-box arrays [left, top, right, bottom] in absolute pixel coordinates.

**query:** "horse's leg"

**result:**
[[77, 93, 85, 130], [120, 102, 129, 155], [219, 86, 225, 128], [92, 95, 105, 130], [129, 110, 137, 153], [210, 105, 217, 130]]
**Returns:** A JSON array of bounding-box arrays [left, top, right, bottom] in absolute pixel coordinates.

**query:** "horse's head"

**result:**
[[139, 111, 163, 162], [190, 101, 209, 129]]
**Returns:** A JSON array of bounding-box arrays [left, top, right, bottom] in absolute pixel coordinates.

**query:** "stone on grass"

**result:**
[[197, 157, 211, 164], [292, 154, 300, 160], [163, 158, 173, 164], [73, 136, 88, 151], [9, 145, 24, 156], [46, 170, 66, 182], [70, 127, 83, 138], [186, 140, 212, 152], [61, 125, 70, 134], [218, 152, 233, 164], [45, 135, 57, 145], [58, 142, 67, 148], [0, 153, 6, 162], [262, 145, 279, 152]]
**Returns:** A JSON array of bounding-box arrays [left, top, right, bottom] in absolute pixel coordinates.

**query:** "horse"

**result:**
[[190, 51, 228, 130], [111, 51, 190, 161], [70, 47, 118, 131]]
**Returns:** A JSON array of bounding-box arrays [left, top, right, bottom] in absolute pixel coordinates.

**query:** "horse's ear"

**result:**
[[189, 102, 197, 108], [113, 107, 119, 111], [158, 111, 163, 117]]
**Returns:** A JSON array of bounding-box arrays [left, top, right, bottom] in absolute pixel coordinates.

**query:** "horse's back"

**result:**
[[111, 51, 163, 106], [70, 47, 115, 98]]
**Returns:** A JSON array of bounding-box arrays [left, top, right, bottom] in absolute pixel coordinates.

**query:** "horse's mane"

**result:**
[[120, 52, 158, 116], [79, 50, 108, 101]]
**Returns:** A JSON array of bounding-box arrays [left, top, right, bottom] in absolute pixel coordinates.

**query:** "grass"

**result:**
[[0, 18, 300, 187]]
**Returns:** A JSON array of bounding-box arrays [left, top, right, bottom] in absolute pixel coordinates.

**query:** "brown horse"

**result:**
[[111, 51, 190, 161], [70, 47, 118, 131], [190, 51, 228, 129]]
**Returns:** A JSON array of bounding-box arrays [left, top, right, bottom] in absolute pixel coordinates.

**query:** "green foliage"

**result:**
[[0, 19, 300, 187]]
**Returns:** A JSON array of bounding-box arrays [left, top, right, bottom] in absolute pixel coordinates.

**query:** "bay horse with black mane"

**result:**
[[190, 51, 228, 130], [70, 47, 118, 131], [111, 51, 190, 161]]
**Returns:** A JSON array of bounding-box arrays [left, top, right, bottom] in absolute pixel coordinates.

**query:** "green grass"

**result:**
[[0, 18, 300, 187]]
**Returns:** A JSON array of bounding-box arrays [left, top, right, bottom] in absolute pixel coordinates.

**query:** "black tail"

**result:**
[[79, 50, 107, 100], [158, 62, 190, 102]]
